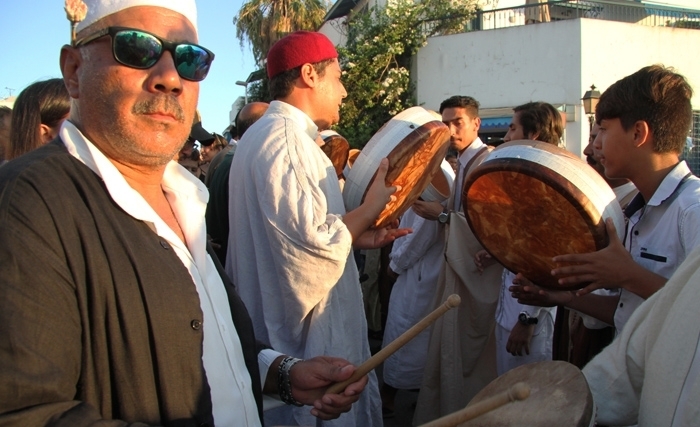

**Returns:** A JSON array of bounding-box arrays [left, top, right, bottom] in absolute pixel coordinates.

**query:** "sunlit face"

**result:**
[[200, 143, 221, 162], [314, 59, 347, 131], [70, 6, 200, 168], [594, 118, 635, 179], [503, 112, 528, 142], [583, 123, 606, 177], [441, 107, 480, 152]]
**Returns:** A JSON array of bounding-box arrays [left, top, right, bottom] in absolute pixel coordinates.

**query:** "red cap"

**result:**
[[266, 31, 338, 79]]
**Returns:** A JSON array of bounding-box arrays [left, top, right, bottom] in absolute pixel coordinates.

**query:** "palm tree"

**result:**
[[234, 0, 330, 66]]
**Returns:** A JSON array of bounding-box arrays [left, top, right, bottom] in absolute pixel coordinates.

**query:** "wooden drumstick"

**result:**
[[418, 382, 531, 427], [326, 294, 461, 395]]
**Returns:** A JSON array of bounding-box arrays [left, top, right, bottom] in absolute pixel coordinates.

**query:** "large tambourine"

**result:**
[[463, 140, 625, 290], [343, 106, 450, 228], [319, 130, 350, 179], [461, 361, 595, 427]]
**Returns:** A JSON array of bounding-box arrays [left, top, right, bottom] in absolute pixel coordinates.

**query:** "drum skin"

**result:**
[[463, 140, 624, 290], [343, 106, 451, 228], [320, 131, 350, 179], [421, 159, 455, 203], [462, 361, 594, 427]]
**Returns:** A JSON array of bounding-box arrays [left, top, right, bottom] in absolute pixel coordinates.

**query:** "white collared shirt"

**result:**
[[614, 161, 700, 332], [60, 121, 277, 426], [454, 137, 486, 210]]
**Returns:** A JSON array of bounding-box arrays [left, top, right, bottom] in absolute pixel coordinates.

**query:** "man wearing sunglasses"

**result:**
[[0, 1, 368, 426]]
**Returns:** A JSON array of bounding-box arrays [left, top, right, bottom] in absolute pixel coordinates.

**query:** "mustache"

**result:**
[[586, 155, 598, 166], [132, 96, 185, 122]]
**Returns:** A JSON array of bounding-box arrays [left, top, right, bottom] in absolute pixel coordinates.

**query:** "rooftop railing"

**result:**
[[422, 0, 700, 34]]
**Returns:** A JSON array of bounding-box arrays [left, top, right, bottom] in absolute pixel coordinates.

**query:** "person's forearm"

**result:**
[[565, 293, 619, 326], [263, 355, 285, 394], [343, 202, 381, 243], [621, 265, 667, 300]]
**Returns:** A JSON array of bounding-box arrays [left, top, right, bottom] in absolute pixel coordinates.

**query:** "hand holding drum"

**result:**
[[325, 294, 461, 395]]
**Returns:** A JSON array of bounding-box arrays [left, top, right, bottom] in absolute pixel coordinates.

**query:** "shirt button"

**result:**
[[191, 319, 202, 330], [160, 240, 170, 249], [619, 303, 624, 308], [634, 230, 639, 235]]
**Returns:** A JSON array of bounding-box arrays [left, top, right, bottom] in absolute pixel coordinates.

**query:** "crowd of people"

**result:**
[[0, 0, 698, 426]]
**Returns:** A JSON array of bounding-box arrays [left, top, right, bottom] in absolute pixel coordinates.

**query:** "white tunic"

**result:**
[[583, 245, 700, 426], [382, 208, 445, 389], [225, 101, 381, 426]]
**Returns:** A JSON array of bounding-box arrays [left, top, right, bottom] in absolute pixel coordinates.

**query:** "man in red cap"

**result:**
[[226, 31, 408, 426]]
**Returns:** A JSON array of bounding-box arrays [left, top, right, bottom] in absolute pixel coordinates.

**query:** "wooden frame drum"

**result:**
[[463, 140, 625, 290], [320, 130, 350, 179], [343, 106, 450, 228]]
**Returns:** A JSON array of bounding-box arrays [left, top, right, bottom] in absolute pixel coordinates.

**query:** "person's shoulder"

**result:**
[[0, 141, 72, 183]]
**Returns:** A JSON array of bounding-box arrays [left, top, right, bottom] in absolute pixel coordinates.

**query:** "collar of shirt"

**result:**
[[647, 161, 693, 207], [59, 120, 210, 271], [267, 100, 319, 141], [457, 137, 485, 169]]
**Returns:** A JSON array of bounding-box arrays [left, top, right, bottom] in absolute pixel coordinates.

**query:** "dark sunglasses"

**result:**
[[74, 26, 215, 82]]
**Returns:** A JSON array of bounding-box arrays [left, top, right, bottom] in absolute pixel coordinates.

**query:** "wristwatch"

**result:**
[[438, 209, 450, 224], [518, 312, 538, 326]]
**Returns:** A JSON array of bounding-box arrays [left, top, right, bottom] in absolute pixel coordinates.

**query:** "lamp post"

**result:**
[[581, 84, 600, 130], [235, 80, 248, 105]]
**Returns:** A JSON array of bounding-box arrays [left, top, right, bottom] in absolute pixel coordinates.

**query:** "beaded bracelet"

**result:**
[[278, 356, 304, 406]]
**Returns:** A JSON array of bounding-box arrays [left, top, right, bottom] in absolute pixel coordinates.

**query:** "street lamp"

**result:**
[[581, 84, 600, 130], [235, 80, 248, 105]]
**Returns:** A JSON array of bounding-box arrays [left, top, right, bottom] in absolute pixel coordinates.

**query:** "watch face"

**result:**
[[439, 212, 448, 223]]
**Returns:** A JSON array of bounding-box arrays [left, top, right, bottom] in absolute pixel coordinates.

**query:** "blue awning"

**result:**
[[480, 117, 512, 130]]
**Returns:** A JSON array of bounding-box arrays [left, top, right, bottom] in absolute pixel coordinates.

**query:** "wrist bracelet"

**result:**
[[278, 356, 304, 406]]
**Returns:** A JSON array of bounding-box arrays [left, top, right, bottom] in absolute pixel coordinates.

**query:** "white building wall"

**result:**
[[415, 17, 700, 157]]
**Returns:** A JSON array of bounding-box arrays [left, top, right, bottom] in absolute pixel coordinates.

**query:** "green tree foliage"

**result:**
[[336, 0, 478, 148], [234, 0, 330, 66]]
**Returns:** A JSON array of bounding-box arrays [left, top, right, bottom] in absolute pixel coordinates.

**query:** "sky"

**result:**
[[0, 0, 258, 134]]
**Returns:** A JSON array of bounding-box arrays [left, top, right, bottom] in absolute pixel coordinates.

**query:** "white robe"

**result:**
[[226, 101, 381, 427], [382, 208, 445, 390], [583, 245, 700, 426]]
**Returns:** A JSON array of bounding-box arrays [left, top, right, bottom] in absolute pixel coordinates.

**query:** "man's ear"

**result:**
[[60, 45, 81, 99], [632, 120, 652, 148], [474, 116, 482, 131], [298, 63, 318, 88]]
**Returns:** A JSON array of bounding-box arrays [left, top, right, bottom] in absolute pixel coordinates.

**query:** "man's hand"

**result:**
[[353, 219, 411, 250], [412, 199, 444, 221], [551, 218, 637, 295], [506, 322, 535, 356], [508, 273, 573, 307], [364, 158, 399, 216], [474, 249, 496, 273], [289, 356, 368, 420]]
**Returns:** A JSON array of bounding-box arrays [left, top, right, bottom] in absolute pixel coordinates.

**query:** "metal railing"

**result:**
[[475, 0, 700, 31]]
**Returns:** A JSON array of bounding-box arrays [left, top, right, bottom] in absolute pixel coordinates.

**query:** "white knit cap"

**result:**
[[76, 0, 198, 33]]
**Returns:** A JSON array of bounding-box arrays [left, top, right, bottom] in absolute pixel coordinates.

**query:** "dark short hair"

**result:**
[[596, 65, 693, 154], [268, 58, 335, 100], [513, 101, 564, 146], [439, 96, 480, 118], [9, 78, 70, 160]]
